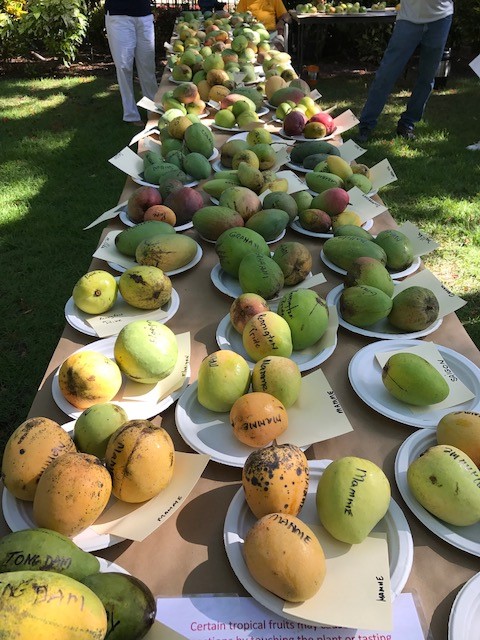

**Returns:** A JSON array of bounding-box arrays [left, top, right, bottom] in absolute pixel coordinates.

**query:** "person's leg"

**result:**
[[399, 15, 453, 130], [134, 14, 159, 102], [359, 20, 423, 133], [105, 13, 142, 123]]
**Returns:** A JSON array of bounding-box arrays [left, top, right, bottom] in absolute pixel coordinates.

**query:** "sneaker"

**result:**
[[396, 125, 415, 140], [356, 127, 371, 144]]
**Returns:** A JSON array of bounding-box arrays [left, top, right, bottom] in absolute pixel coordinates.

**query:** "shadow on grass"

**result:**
[[0, 73, 138, 447]]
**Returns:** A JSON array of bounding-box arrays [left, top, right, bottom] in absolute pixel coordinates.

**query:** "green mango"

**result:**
[[245, 208, 290, 241], [277, 289, 329, 350], [388, 286, 439, 331], [238, 252, 285, 300], [215, 226, 269, 277], [340, 285, 393, 327], [373, 229, 414, 270], [345, 257, 395, 297], [115, 220, 176, 257], [382, 352, 450, 406], [290, 140, 340, 165], [323, 236, 387, 271]]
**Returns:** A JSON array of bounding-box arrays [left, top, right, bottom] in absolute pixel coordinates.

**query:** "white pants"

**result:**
[[105, 13, 158, 122]]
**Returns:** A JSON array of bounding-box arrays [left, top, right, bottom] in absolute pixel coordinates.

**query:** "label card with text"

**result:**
[[92, 230, 136, 270], [392, 268, 467, 318], [369, 158, 398, 190], [278, 355, 354, 448], [122, 332, 191, 404], [271, 143, 292, 171], [310, 89, 322, 100], [155, 593, 425, 640], [108, 147, 143, 179], [284, 530, 392, 630], [86, 296, 169, 338], [83, 201, 127, 230], [338, 139, 367, 163], [129, 126, 160, 147], [347, 186, 388, 222], [91, 451, 209, 541], [375, 342, 475, 414], [332, 109, 360, 135], [469, 53, 480, 77], [397, 220, 440, 257], [275, 169, 308, 193]]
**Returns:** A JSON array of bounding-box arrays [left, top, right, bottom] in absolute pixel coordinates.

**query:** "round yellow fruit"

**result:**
[[230, 391, 288, 447], [72, 270, 118, 315]]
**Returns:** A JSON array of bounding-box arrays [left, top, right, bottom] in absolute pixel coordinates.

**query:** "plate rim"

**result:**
[[395, 429, 480, 557], [320, 249, 422, 279], [348, 339, 480, 428], [326, 283, 443, 341], [223, 458, 413, 626], [448, 571, 480, 639], [118, 209, 194, 232], [290, 217, 373, 239], [108, 242, 203, 277]]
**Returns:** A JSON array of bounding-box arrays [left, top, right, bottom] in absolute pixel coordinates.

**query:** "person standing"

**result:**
[[356, 0, 454, 142], [105, 0, 159, 126], [235, 0, 291, 50]]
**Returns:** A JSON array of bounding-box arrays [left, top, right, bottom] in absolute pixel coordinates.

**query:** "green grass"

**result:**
[[1, 70, 479, 454]]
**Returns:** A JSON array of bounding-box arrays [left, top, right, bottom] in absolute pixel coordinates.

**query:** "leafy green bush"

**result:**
[[451, 0, 480, 53], [0, 0, 88, 64]]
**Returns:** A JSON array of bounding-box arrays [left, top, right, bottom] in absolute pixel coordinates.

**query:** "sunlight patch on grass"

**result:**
[[1, 92, 67, 119], [92, 86, 117, 99]]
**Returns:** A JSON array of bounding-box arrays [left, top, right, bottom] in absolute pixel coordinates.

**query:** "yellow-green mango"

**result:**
[[436, 411, 480, 466], [277, 289, 329, 349], [251, 356, 301, 408], [373, 229, 414, 270], [345, 257, 395, 297], [388, 285, 439, 331], [197, 350, 251, 412], [215, 227, 269, 277], [382, 352, 449, 406], [192, 205, 244, 241], [242, 311, 292, 361], [323, 236, 387, 271], [340, 285, 393, 327], [245, 208, 290, 241], [316, 456, 391, 544], [407, 444, 480, 526], [238, 253, 285, 300], [306, 171, 344, 193], [115, 221, 176, 257], [135, 233, 198, 272]]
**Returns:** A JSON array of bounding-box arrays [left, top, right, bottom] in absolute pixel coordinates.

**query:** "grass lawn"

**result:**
[[0, 67, 479, 453]]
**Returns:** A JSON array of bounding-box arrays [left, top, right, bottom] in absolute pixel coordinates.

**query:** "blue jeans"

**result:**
[[359, 15, 453, 131]]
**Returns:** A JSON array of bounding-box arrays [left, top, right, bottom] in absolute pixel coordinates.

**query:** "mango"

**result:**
[[323, 236, 387, 271], [115, 220, 176, 257], [251, 355, 301, 408], [237, 161, 265, 193], [0, 570, 107, 639], [345, 257, 395, 297], [245, 208, 290, 241], [182, 151, 212, 180], [306, 171, 344, 193], [215, 226, 269, 277], [135, 233, 199, 272], [311, 187, 349, 216], [331, 210, 362, 231], [289, 140, 340, 165], [114, 320, 178, 384], [388, 286, 439, 331], [407, 444, 480, 526], [219, 185, 262, 220], [262, 192, 298, 222], [220, 139, 249, 167], [242, 443, 308, 518], [277, 289, 329, 350], [382, 352, 450, 406], [193, 205, 245, 240], [316, 457, 391, 544], [302, 152, 328, 170], [344, 173, 373, 193], [298, 208, 331, 233], [1, 417, 76, 501], [244, 513, 326, 602], [74, 402, 128, 459], [340, 285, 393, 327], [33, 452, 112, 538], [242, 311, 292, 361], [0, 528, 100, 580], [105, 419, 175, 503], [163, 185, 205, 225], [272, 241, 312, 286], [238, 253, 285, 300], [197, 350, 251, 412], [230, 391, 288, 447], [81, 572, 157, 640], [119, 265, 172, 310], [373, 229, 414, 271], [334, 224, 373, 240], [202, 178, 242, 198], [326, 155, 353, 180], [437, 411, 480, 466], [230, 293, 270, 334], [269, 86, 309, 107]]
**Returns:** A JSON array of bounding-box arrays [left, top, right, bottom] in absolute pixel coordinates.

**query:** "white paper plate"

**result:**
[[210, 263, 314, 300], [326, 284, 443, 341], [64, 286, 180, 338], [449, 572, 480, 638], [51, 335, 189, 420], [203, 226, 286, 246], [395, 430, 480, 557], [226, 131, 285, 144], [211, 158, 231, 173], [278, 127, 336, 142], [285, 160, 312, 173], [348, 339, 480, 428], [132, 174, 198, 189], [108, 242, 203, 277], [320, 250, 422, 279], [118, 208, 193, 232], [1, 488, 124, 553], [157, 103, 210, 120], [98, 557, 131, 574], [216, 311, 337, 373], [290, 217, 373, 240], [224, 459, 413, 626]]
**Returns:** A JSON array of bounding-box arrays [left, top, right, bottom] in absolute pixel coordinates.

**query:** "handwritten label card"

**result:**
[[347, 186, 388, 222], [338, 138, 367, 163], [310, 88, 322, 100], [278, 355, 354, 449], [137, 96, 162, 114], [270, 143, 291, 171], [108, 147, 143, 179], [83, 201, 128, 230], [91, 451, 209, 541], [155, 593, 425, 640], [275, 169, 308, 193], [369, 158, 398, 190], [397, 220, 440, 257], [92, 230, 136, 270], [375, 342, 475, 414], [284, 530, 392, 630], [332, 109, 360, 135], [86, 295, 169, 339], [392, 268, 467, 317], [469, 53, 480, 77]]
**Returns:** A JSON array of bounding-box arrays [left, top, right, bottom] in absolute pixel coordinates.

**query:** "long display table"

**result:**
[[1, 70, 479, 639]]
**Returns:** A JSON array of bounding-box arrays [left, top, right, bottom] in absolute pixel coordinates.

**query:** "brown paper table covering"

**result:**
[[1, 72, 479, 639]]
